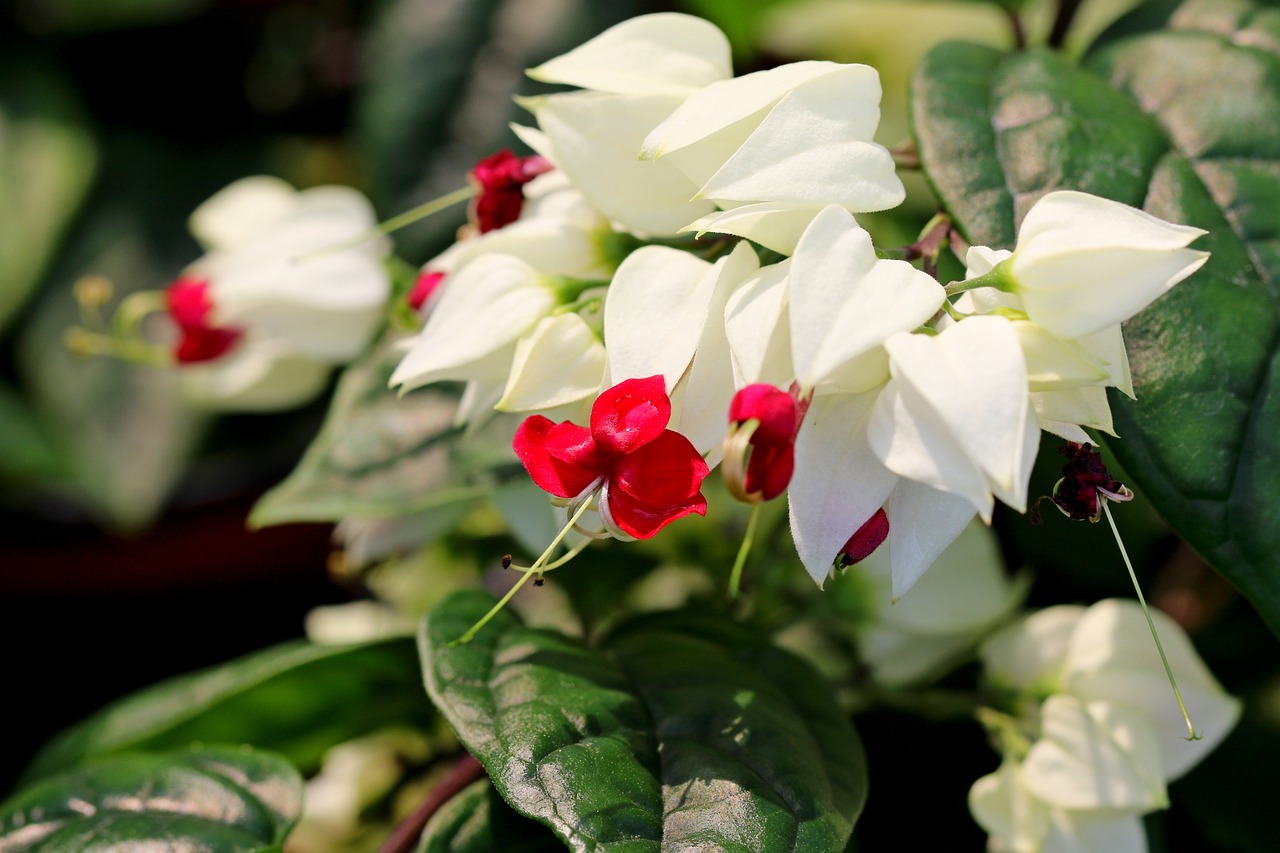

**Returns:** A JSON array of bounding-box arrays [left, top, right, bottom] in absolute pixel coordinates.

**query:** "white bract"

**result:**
[[177, 176, 390, 410], [990, 191, 1209, 340], [971, 600, 1240, 852]]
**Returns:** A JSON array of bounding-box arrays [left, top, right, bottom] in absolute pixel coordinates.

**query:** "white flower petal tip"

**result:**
[[1007, 191, 1211, 339], [527, 13, 731, 96]]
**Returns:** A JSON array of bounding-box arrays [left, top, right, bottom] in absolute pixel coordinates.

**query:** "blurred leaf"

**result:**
[[911, 3, 1280, 633], [250, 332, 522, 527], [679, 0, 791, 58], [419, 779, 562, 853], [0, 60, 96, 335], [421, 590, 867, 851], [0, 384, 69, 485], [22, 637, 429, 785], [0, 746, 301, 853], [17, 215, 207, 531]]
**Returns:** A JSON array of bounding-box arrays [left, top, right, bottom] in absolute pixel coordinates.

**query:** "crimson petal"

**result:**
[[590, 375, 671, 456], [513, 416, 604, 498], [610, 430, 709, 519]]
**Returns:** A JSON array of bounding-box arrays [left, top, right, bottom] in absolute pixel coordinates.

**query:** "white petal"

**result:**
[[188, 176, 297, 251], [180, 340, 331, 412], [789, 206, 943, 393], [432, 207, 612, 279], [1042, 812, 1146, 853], [964, 246, 1013, 279], [871, 317, 1035, 517], [885, 478, 978, 599], [1021, 695, 1167, 811], [528, 91, 715, 236], [603, 245, 716, 390], [526, 12, 730, 96], [1015, 321, 1110, 392], [724, 258, 794, 387], [697, 66, 904, 212], [1060, 599, 1242, 780], [1031, 386, 1115, 439], [390, 255, 554, 390], [677, 243, 761, 458], [788, 391, 897, 586], [1076, 324, 1133, 398], [969, 761, 1050, 853], [1017, 190, 1207, 254], [682, 202, 823, 255], [497, 314, 605, 412], [980, 606, 1087, 694]]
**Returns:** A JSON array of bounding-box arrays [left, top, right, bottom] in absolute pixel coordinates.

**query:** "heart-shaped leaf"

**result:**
[[250, 331, 523, 527], [911, 2, 1280, 633], [22, 637, 428, 784], [420, 590, 867, 851], [0, 746, 302, 852], [419, 778, 562, 853]]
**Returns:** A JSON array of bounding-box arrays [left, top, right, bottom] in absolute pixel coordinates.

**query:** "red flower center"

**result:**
[[512, 376, 709, 540], [166, 276, 242, 364], [407, 270, 446, 310], [469, 149, 555, 234], [1050, 441, 1131, 522]]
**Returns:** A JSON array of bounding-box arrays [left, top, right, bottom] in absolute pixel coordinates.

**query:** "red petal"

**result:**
[[604, 482, 707, 540], [166, 276, 242, 363], [612, 430, 708, 505], [590, 376, 671, 456], [746, 444, 794, 502], [513, 416, 604, 498], [407, 271, 445, 310], [838, 508, 889, 566], [728, 384, 797, 443], [469, 150, 556, 234]]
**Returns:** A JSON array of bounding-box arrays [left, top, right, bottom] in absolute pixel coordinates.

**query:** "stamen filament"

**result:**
[[728, 502, 762, 598], [449, 497, 595, 646], [1102, 500, 1201, 741]]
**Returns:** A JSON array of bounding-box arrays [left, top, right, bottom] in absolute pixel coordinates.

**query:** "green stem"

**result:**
[[728, 502, 762, 598], [1102, 501, 1201, 741], [449, 497, 595, 646], [943, 267, 1007, 297]]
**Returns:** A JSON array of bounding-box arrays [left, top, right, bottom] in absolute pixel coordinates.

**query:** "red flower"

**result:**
[[1049, 441, 1133, 522], [837, 508, 889, 567], [166, 276, 242, 364], [469, 150, 555, 234], [407, 270, 445, 310], [724, 383, 809, 502], [513, 376, 710, 540]]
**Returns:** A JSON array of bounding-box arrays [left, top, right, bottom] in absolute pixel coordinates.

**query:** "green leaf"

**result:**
[[419, 779, 562, 853], [911, 4, 1280, 633], [22, 637, 429, 784], [250, 331, 523, 527], [0, 383, 70, 485], [0, 60, 97, 335], [0, 746, 302, 852], [420, 590, 867, 851]]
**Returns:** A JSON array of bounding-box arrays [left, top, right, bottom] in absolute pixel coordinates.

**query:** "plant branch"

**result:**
[[376, 753, 486, 853], [1048, 0, 1084, 49]]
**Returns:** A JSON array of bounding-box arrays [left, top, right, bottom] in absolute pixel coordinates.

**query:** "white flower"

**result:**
[[868, 315, 1039, 521], [517, 13, 731, 236], [993, 191, 1208, 340], [851, 521, 1027, 686], [972, 600, 1241, 852], [172, 176, 390, 411]]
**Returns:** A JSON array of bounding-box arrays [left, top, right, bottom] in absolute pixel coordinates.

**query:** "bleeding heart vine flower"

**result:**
[[163, 176, 390, 410], [513, 375, 710, 540], [974, 191, 1209, 340], [466, 149, 555, 235], [722, 383, 807, 503]]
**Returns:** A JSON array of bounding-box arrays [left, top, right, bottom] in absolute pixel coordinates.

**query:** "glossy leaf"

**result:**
[[911, 4, 1280, 632], [250, 332, 522, 527], [421, 590, 867, 851], [0, 746, 302, 853], [22, 637, 428, 784], [419, 779, 562, 853]]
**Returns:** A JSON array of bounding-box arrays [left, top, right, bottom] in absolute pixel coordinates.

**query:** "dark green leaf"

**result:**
[[0, 60, 97, 335], [23, 637, 429, 784], [419, 779, 562, 853], [250, 331, 523, 527], [0, 384, 70, 485], [0, 746, 302, 852], [911, 4, 1280, 632], [421, 590, 867, 852]]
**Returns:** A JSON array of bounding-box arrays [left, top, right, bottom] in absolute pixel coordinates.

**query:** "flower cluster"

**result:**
[[971, 601, 1239, 853]]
